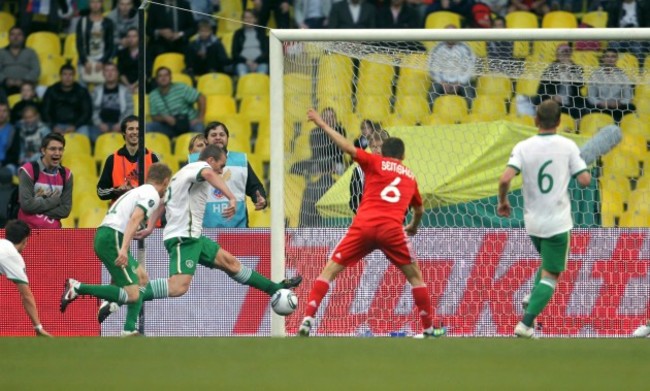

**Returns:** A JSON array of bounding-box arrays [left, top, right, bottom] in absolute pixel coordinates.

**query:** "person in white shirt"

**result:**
[[497, 100, 592, 339], [60, 163, 172, 336], [133, 145, 302, 319], [0, 219, 52, 337], [427, 25, 476, 106]]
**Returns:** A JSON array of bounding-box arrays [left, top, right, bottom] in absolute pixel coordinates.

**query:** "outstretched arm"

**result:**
[[497, 167, 518, 218], [16, 283, 51, 337], [307, 108, 356, 157]]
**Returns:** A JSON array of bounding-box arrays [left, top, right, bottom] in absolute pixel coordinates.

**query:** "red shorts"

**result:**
[[330, 223, 416, 267]]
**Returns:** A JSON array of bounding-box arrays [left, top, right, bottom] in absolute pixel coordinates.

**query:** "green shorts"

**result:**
[[530, 231, 570, 274], [94, 227, 139, 287], [164, 236, 221, 276]]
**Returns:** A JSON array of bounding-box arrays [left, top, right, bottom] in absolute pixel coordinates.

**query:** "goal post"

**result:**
[[270, 28, 650, 337]]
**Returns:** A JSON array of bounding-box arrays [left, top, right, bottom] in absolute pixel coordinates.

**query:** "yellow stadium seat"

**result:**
[[356, 95, 391, 123], [173, 132, 201, 163], [153, 53, 185, 74], [204, 95, 237, 122], [63, 33, 78, 61], [559, 113, 576, 134], [433, 95, 468, 124], [542, 11, 578, 28], [26, 32, 61, 59], [602, 150, 641, 178], [396, 56, 430, 99], [318, 94, 353, 118], [94, 132, 125, 163], [218, 113, 252, 148], [599, 185, 625, 228], [425, 11, 461, 29], [286, 93, 312, 125], [284, 73, 312, 96], [579, 112, 614, 137], [154, 152, 180, 173], [145, 132, 172, 156], [197, 73, 233, 96], [619, 210, 650, 228], [515, 77, 540, 97], [393, 95, 430, 124], [505, 11, 538, 28], [78, 206, 109, 228], [220, 32, 234, 58], [63, 153, 97, 180], [471, 95, 507, 120], [463, 112, 500, 123], [467, 41, 487, 58], [357, 56, 395, 96], [618, 134, 650, 163], [617, 53, 639, 81], [383, 114, 413, 127], [236, 73, 270, 99], [0, 11, 16, 33], [64, 133, 92, 157], [239, 95, 270, 123], [254, 136, 271, 161], [61, 216, 76, 228], [476, 74, 512, 101], [620, 114, 650, 141], [134, 94, 151, 122], [72, 181, 101, 219], [7, 93, 20, 108], [634, 85, 650, 106], [423, 115, 456, 126], [532, 41, 567, 61], [581, 11, 608, 28], [248, 205, 270, 228], [317, 54, 354, 97], [38, 55, 65, 86], [572, 51, 599, 70], [247, 153, 266, 181], [172, 73, 194, 87]]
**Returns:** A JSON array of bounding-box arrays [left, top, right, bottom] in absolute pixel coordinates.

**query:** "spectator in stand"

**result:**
[[532, 43, 587, 121], [254, 0, 291, 28], [605, 0, 650, 62], [350, 129, 389, 214], [10, 82, 41, 126], [486, 16, 513, 64], [147, 0, 197, 57], [76, 0, 116, 86], [116, 27, 141, 93], [185, 20, 231, 77], [353, 119, 380, 150], [587, 48, 636, 122], [427, 25, 476, 106], [148, 67, 206, 138], [329, 0, 377, 29], [190, 0, 222, 24], [17, 132, 73, 229], [90, 63, 134, 142], [97, 115, 160, 203], [107, 0, 138, 50], [295, 0, 333, 29], [0, 103, 20, 175], [232, 10, 270, 77], [480, 0, 510, 17], [41, 64, 92, 139], [0, 26, 41, 96], [509, 0, 550, 16], [18, 0, 74, 34], [377, 0, 421, 28], [425, 0, 474, 20], [15, 105, 51, 165], [549, 0, 583, 12]]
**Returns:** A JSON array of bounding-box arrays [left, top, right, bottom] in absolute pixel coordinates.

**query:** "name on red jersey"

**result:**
[[381, 161, 415, 179]]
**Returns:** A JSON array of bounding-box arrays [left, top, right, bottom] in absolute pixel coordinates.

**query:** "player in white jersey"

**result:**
[[497, 100, 592, 339], [60, 163, 172, 336], [0, 220, 52, 337], [134, 145, 301, 314]]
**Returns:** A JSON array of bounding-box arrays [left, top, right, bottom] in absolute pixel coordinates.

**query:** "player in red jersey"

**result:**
[[297, 108, 446, 338]]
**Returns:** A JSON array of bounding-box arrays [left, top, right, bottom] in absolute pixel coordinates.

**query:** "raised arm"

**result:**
[[497, 166, 518, 218], [307, 108, 356, 157]]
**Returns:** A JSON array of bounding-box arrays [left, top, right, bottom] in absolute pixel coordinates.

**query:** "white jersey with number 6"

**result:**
[[163, 161, 211, 241], [507, 134, 588, 238], [101, 184, 161, 233]]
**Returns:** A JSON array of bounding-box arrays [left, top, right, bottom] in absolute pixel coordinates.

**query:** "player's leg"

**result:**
[[299, 226, 371, 336], [515, 232, 569, 338], [61, 228, 139, 312], [99, 265, 149, 324], [381, 227, 445, 338], [522, 239, 544, 310], [202, 236, 302, 295]]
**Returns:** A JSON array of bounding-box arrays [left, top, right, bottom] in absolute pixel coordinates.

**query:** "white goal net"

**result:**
[[271, 28, 650, 337]]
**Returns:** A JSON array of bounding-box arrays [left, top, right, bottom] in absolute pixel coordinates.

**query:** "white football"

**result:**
[[271, 289, 298, 316]]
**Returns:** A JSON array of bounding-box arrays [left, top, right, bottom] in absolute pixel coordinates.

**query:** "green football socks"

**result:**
[[77, 284, 128, 304], [232, 265, 281, 295], [522, 277, 557, 327]]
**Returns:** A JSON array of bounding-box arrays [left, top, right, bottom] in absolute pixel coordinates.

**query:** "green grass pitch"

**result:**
[[0, 337, 645, 390]]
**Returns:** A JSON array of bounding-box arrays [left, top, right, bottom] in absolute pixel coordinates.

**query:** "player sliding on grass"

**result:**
[[498, 100, 592, 339], [60, 163, 173, 336], [98, 145, 301, 322], [298, 108, 445, 338]]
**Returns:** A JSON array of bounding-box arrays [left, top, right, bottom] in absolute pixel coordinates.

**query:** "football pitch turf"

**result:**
[[0, 337, 645, 390]]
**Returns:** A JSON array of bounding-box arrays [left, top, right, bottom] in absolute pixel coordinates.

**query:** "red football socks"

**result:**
[[412, 285, 433, 330], [305, 278, 330, 318]]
